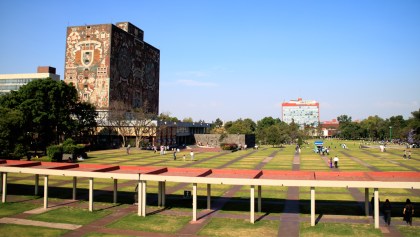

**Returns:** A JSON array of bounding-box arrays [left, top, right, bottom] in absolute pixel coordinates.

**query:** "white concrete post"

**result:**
[[72, 177, 77, 200], [192, 183, 197, 222], [137, 180, 142, 216], [141, 181, 147, 217], [89, 178, 94, 212], [158, 181, 162, 207], [258, 185, 262, 213], [311, 187, 315, 226], [374, 188, 379, 228], [2, 172, 7, 203], [0, 172, 2, 196], [44, 175, 49, 209], [34, 174, 39, 196], [250, 185, 255, 224], [162, 182, 166, 207], [207, 184, 211, 210], [364, 188, 369, 216], [113, 179, 118, 204]]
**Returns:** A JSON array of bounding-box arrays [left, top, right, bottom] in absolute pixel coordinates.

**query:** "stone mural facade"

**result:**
[[64, 22, 159, 114]]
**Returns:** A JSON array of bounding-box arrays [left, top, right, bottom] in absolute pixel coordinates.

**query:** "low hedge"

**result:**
[[47, 145, 63, 162], [220, 143, 238, 150]]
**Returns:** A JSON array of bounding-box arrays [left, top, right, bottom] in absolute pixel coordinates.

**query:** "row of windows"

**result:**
[[0, 78, 36, 84], [0, 85, 25, 90]]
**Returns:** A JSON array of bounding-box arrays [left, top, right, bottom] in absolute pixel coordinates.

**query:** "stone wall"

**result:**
[[194, 134, 255, 148]]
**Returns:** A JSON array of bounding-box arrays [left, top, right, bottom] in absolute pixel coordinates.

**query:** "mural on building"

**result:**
[[64, 22, 160, 114], [64, 24, 111, 109]]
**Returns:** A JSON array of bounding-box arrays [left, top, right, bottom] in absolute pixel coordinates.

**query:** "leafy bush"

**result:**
[[62, 138, 76, 148], [12, 143, 27, 160], [62, 138, 87, 159], [220, 143, 238, 150], [47, 145, 63, 162]]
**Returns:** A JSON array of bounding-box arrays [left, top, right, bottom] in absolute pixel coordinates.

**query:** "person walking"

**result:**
[[408, 150, 412, 159], [333, 155, 339, 168], [403, 150, 407, 159], [383, 199, 392, 226], [403, 199, 414, 226], [173, 150, 177, 160], [190, 150, 194, 161], [329, 157, 333, 168], [126, 144, 131, 155]]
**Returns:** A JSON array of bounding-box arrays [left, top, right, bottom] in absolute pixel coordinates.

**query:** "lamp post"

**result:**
[[389, 126, 392, 142]]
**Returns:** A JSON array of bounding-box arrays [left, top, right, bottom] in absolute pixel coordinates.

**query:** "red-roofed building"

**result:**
[[281, 98, 320, 127], [321, 118, 339, 137]]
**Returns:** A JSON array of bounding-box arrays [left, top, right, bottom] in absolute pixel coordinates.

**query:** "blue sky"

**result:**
[[1, 0, 419, 123]]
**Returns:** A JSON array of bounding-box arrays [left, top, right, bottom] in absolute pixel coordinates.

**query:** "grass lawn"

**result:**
[[107, 213, 190, 233], [82, 233, 136, 237], [0, 201, 39, 217], [0, 224, 68, 237], [28, 206, 112, 225], [300, 222, 382, 237], [198, 218, 279, 237], [396, 225, 420, 237], [2, 142, 419, 236]]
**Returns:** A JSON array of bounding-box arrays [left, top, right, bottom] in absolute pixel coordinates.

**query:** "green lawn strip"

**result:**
[[0, 224, 68, 237], [28, 206, 112, 225], [300, 222, 382, 237], [82, 233, 137, 237], [106, 213, 190, 233], [262, 165, 292, 170], [312, 187, 351, 193], [198, 217, 279, 237], [396, 225, 420, 237], [300, 193, 355, 202], [0, 201, 39, 217], [237, 185, 287, 199]]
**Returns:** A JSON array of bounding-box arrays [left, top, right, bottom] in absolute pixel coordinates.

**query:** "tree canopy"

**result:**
[[0, 79, 97, 158]]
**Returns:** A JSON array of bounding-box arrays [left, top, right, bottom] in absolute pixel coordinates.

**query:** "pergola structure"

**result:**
[[1, 159, 419, 229]]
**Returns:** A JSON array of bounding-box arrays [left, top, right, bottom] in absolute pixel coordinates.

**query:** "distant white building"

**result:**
[[0, 66, 60, 95], [282, 98, 320, 127]]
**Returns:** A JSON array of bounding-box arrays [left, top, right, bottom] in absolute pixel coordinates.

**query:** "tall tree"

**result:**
[[407, 109, 420, 143], [0, 107, 25, 158], [107, 101, 132, 147], [0, 78, 98, 155]]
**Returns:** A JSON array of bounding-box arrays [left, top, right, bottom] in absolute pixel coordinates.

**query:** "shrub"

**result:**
[[12, 144, 27, 160], [47, 145, 63, 162], [220, 143, 238, 150]]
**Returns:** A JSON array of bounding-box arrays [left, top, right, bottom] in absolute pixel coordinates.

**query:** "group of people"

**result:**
[[173, 150, 195, 161], [328, 155, 339, 168], [371, 198, 414, 226]]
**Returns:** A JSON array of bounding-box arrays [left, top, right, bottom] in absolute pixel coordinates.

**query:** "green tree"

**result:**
[[265, 123, 290, 147], [0, 78, 97, 155], [256, 117, 282, 144], [387, 115, 407, 140], [407, 109, 420, 143], [158, 112, 179, 122], [182, 117, 193, 122], [0, 107, 25, 158], [360, 115, 386, 140], [225, 118, 256, 134]]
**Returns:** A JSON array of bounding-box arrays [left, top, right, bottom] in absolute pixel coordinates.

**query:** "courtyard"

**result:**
[[0, 140, 419, 237]]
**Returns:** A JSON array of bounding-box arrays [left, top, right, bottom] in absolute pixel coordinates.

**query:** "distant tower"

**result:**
[[281, 98, 320, 127], [64, 22, 160, 114]]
